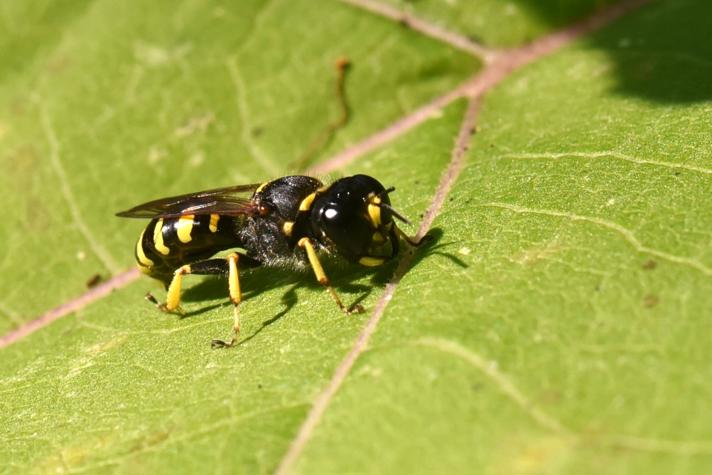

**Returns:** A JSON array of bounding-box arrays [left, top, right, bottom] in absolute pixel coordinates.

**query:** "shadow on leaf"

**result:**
[[514, 0, 712, 103], [165, 228, 450, 333]]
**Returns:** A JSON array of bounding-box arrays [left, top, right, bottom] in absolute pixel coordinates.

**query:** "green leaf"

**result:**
[[379, 0, 621, 46], [0, 0, 477, 332], [3, 0, 712, 474]]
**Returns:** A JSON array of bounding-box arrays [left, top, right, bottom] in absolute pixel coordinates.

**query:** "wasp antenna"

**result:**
[[381, 202, 412, 226], [378, 186, 396, 199]]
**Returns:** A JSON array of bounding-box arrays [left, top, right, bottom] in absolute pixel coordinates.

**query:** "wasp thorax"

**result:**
[[311, 175, 396, 264]]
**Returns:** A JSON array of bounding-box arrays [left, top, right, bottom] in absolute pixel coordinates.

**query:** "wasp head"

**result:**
[[311, 174, 408, 266]]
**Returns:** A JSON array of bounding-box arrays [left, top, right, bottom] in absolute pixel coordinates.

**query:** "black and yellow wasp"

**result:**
[[117, 174, 420, 347]]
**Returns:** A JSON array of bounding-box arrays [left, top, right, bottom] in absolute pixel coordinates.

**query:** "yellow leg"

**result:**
[[211, 253, 242, 349], [144, 255, 245, 348], [298, 238, 363, 314], [152, 265, 191, 315]]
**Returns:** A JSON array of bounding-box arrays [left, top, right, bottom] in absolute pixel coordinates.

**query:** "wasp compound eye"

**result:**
[[316, 203, 373, 259], [310, 175, 397, 262]]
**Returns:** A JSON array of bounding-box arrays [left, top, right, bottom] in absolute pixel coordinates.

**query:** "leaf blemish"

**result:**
[[173, 113, 215, 138], [512, 241, 562, 266], [642, 294, 659, 308], [133, 41, 192, 67], [642, 259, 657, 270], [147, 146, 167, 164]]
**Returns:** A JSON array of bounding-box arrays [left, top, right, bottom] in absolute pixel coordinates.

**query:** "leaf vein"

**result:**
[[275, 92, 481, 475], [338, 0, 497, 62], [482, 202, 712, 276], [40, 104, 120, 273], [497, 151, 712, 175], [413, 338, 712, 456], [415, 337, 570, 434], [0, 300, 22, 325]]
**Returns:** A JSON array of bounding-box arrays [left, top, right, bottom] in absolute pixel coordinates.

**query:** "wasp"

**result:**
[[117, 174, 420, 347]]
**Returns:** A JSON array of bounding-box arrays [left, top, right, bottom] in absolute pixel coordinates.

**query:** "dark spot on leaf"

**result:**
[[642, 294, 659, 308], [86, 274, 103, 288], [642, 259, 657, 270], [252, 127, 264, 137]]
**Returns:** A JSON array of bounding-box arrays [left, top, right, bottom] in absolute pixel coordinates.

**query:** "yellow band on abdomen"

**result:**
[[176, 214, 195, 243], [136, 229, 154, 268], [209, 214, 220, 233], [153, 219, 170, 255]]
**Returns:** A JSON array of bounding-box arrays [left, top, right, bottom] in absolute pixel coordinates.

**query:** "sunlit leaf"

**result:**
[[2, 1, 711, 474]]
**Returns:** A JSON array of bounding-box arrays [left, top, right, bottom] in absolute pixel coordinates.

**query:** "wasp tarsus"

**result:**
[[144, 292, 159, 305]]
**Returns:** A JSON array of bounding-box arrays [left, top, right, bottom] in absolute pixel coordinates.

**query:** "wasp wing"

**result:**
[[116, 183, 261, 219]]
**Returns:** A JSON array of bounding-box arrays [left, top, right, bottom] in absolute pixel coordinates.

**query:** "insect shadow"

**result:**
[[415, 228, 468, 269], [175, 227, 449, 342]]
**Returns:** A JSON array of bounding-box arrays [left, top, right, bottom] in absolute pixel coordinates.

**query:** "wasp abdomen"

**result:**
[[135, 213, 240, 284]]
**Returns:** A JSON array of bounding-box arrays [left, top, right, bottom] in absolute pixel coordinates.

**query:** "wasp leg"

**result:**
[[157, 264, 193, 315], [152, 255, 243, 348], [298, 237, 364, 314], [394, 226, 422, 247], [211, 253, 242, 349], [145, 291, 169, 310]]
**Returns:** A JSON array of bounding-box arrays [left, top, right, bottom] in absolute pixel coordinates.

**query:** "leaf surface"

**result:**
[[0, 0, 476, 331], [2, 1, 711, 474], [380, 0, 620, 46]]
